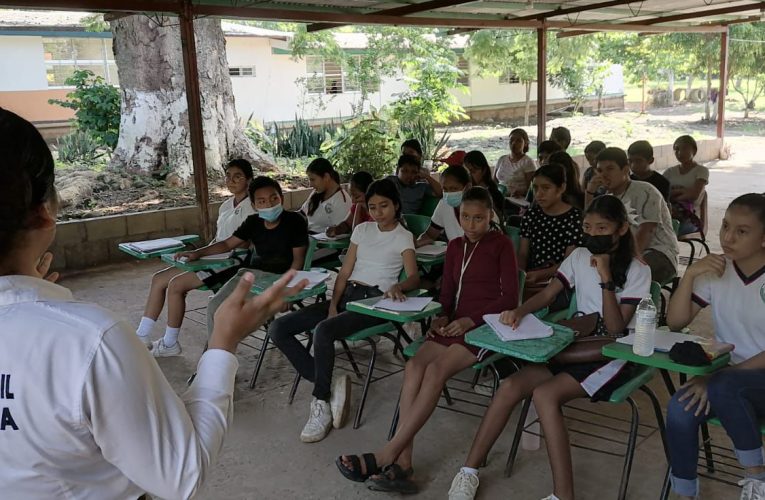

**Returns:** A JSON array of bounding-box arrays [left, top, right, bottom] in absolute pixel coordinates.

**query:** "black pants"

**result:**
[[268, 283, 386, 401]]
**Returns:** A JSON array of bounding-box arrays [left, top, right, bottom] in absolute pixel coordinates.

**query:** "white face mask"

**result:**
[[443, 191, 464, 208], [258, 203, 283, 222]]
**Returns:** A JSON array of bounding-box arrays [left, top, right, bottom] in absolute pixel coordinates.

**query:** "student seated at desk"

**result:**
[[663, 135, 710, 236], [135, 159, 255, 355], [519, 163, 583, 297], [160, 177, 307, 358], [665, 193, 765, 500], [0, 108, 304, 498], [400, 138, 424, 165], [387, 154, 443, 214], [301, 158, 351, 234], [267, 179, 419, 443], [494, 128, 535, 198], [337, 187, 518, 495], [628, 140, 670, 203], [326, 171, 374, 237], [548, 151, 585, 210], [416, 165, 471, 247], [537, 139, 563, 167], [448, 195, 650, 500], [463, 150, 505, 222], [582, 140, 606, 189]]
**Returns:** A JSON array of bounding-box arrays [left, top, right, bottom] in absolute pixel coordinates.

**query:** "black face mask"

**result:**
[[583, 233, 616, 255]]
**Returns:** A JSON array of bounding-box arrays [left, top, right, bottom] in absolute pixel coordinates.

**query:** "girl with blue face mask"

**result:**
[[415, 165, 471, 248]]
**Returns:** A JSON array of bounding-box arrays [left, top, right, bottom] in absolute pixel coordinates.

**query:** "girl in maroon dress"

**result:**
[[336, 186, 519, 494]]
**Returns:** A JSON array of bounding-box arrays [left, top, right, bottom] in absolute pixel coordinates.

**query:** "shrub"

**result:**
[[55, 130, 105, 165], [321, 110, 399, 179]]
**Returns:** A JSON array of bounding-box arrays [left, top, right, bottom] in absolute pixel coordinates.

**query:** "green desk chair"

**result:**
[[404, 213, 432, 238], [506, 281, 664, 500], [498, 184, 508, 197], [504, 225, 521, 251], [387, 271, 527, 439], [418, 195, 440, 217], [676, 191, 710, 267]]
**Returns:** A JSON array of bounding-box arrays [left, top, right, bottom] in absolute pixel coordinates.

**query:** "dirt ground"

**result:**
[[54, 143, 764, 499], [56, 103, 763, 221]]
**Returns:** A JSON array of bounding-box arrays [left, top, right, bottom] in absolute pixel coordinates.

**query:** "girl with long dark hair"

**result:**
[[301, 158, 351, 233]]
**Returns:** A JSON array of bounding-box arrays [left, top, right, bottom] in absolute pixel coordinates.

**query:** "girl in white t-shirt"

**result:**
[[663, 135, 710, 235], [269, 178, 419, 444], [665, 193, 765, 500], [447, 195, 650, 500], [416, 165, 471, 247], [135, 159, 255, 351], [494, 128, 536, 197], [301, 158, 351, 233]]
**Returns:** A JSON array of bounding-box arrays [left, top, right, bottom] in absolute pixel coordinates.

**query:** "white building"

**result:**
[[0, 10, 624, 137]]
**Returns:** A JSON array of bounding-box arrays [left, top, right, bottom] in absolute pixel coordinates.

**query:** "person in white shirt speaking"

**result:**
[[0, 108, 306, 500]]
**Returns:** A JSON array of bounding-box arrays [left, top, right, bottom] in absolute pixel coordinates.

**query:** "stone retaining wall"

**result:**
[[53, 138, 723, 271]]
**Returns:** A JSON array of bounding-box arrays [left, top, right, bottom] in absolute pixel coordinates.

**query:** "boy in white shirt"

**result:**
[[0, 108, 306, 499], [666, 193, 765, 500]]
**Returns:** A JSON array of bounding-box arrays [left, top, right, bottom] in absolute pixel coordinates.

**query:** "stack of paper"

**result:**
[[312, 232, 350, 241], [416, 244, 447, 257], [126, 238, 183, 253], [484, 313, 553, 341], [200, 253, 233, 261], [287, 270, 331, 288], [616, 331, 703, 352], [373, 297, 434, 312]]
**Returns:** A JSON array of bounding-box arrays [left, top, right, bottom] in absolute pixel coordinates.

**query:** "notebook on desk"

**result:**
[[484, 313, 553, 341]]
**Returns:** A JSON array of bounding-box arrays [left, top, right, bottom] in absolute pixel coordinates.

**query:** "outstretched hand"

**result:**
[[210, 270, 308, 353]]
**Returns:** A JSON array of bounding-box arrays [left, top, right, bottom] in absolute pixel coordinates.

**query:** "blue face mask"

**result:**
[[443, 191, 464, 208], [258, 203, 283, 222]]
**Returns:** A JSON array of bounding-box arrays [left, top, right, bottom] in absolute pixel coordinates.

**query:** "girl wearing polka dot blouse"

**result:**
[[519, 163, 583, 298]]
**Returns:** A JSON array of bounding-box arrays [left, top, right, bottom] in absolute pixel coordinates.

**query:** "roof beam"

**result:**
[[0, 0, 181, 14], [307, 0, 477, 32], [559, 1, 765, 38], [450, 0, 642, 35]]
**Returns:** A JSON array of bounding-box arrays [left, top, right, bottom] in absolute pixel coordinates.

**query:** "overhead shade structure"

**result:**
[[4, 0, 758, 235]]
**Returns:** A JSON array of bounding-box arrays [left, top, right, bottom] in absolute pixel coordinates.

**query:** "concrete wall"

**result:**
[[52, 187, 313, 272], [0, 36, 47, 90]]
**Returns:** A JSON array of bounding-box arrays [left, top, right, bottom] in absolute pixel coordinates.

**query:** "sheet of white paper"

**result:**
[[616, 331, 703, 352], [312, 232, 349, 241], [484, 313, 553, 341], [127, 238, 183, 252], [416, 244, 447, 256], [287, 270, 331, 288], [199, 253, 233, 261], [373, 297, 434, 312]]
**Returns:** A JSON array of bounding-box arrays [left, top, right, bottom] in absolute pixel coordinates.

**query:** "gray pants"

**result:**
[[643, 249, 677, 285]]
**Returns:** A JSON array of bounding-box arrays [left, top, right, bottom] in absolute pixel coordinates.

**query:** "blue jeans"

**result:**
[[667, 368, 765, 497]]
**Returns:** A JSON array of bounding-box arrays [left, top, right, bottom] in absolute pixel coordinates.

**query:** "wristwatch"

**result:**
[[599, 281, 616, 291]]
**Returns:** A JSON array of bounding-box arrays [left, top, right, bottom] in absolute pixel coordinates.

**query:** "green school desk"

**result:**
[[465, 322, 575, 363]]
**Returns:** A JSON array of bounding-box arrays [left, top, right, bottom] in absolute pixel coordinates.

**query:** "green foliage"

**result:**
[[55, 130, 105, 165], [246, 116, 338, 159], [728, 23, 765, 117], [397, 117, 450, 161], [321, 110, 399, 179], [81, 14, 109, 32], [49, 70, 120, 149]]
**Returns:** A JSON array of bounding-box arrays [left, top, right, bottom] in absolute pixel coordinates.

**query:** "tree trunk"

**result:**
[[524, 81, 531, 126], [686, 75, 693, 102], [641, 73, 646, 114], [704, 60, 712, 121], [109, 15, 274, 182], [667, 68, 675, 107]]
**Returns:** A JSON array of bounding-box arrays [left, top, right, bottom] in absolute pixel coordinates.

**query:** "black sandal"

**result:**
[[336, 453, 379, 482], [365, 463, 417, 495]]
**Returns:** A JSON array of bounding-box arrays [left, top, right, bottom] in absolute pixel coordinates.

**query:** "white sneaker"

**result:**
[[740, 477, 765, 500], [541, 495, 561, 500], [300, 398, 332, 443], [330, 374, 351, 429], [448, 470, 479, 500], [151, 339, 182, 357], [138, 335, 152, 349]]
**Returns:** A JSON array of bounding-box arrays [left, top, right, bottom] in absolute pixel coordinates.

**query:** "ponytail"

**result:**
[[305, 158, 341, 216]]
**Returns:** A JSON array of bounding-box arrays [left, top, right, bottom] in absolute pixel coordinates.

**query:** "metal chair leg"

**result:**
[[288, 336, 312, 404], [353, 338, 377, 429], [701, 422, 715, 473], [248, 331, 270, 390], [341, 340, 363, 378], [505, 397, 532, 477], [443, 386, 454, 406], [388, 392, 401, 441], [617, 397, 640, 500]]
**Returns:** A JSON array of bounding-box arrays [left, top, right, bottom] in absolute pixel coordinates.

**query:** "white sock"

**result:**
[[136, 317, 155, 337], [163, 327, 180, 347], [461, 466, 479, 476]]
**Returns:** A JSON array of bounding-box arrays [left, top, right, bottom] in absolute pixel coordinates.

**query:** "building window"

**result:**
[[499, 69, 521, 85], [456, 57, 470, 86], [229, 66, 255, 77], [306, 55, 379, 94], [43, 37, 117, 87]]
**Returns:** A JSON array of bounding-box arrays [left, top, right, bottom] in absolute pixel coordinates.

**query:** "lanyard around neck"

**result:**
[[455, 239, 480, 311]]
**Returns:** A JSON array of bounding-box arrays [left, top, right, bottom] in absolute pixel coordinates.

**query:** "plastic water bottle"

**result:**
[[633, 297, 657, 356], [521, 402, 541, 450]]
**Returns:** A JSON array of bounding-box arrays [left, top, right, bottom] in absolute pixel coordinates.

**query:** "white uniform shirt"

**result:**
[[215, 195, 256, 242], [495, 154, 536, 195], [301, 188, 351, 233], [429, 199, 464, 241], [0, 276, 237, 499], [662, 163, 710, 214], [692, 258, 765, 364], [556, 247, 652, 330], [349, 222, 415, 292]]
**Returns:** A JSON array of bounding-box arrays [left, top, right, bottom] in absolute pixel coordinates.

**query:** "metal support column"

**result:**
[[716, 27, 729, 140], [536, 25, 547, 144], [179, 0, 212, 241]]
